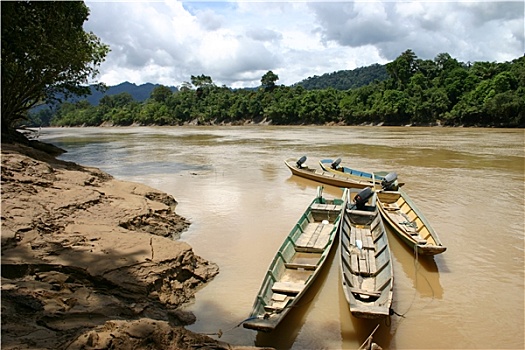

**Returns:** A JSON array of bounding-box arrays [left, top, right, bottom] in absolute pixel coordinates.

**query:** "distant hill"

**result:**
[[30, 82, 178, 114], [81, 82, 178, 105], [38, 65, 386, 110], [294, 63, 389, 90]]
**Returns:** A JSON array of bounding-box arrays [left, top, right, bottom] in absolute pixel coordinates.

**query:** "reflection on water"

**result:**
[[387, 227, 444, 300], [39, 126, 524, 349]]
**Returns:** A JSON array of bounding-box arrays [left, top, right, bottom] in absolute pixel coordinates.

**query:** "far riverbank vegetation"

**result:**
[[33, 51, 524, 128]]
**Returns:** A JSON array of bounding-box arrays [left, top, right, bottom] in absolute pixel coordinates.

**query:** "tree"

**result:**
[[150, 85, 173, 103], [179, 82, 193, 91], [99, 93, 135, 109], [386, 49, 418, 89], [1, 1, 109, 135], [261, 71, 279, 91], [190, 75, 214, 88], [28, 107, 54, 127]]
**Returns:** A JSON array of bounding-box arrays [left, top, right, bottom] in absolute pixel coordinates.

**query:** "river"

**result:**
[[39, 126, 524, 349]]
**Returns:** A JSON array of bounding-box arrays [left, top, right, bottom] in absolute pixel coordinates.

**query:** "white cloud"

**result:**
[[84, 0, 524, 88], [194, 8, 224, 31]]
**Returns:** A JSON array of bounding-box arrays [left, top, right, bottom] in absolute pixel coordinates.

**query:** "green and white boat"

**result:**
[[243, 186, 345, 332]]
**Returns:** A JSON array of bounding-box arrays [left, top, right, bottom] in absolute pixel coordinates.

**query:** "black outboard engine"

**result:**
[[296, 156, 307, 168], [331, 158, 341, 170], [381, 172, 399, 191], [354, 187, 373, 210], [331, 158, 342, 169]]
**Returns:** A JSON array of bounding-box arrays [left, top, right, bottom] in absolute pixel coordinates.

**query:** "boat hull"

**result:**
[[319, 159, 383, 183], [243, 187, 344, 331], [376, 189, 446, 256], [339, 190, 394, 319], [319, 159, 405, 188], [285, 159, 374, 189]]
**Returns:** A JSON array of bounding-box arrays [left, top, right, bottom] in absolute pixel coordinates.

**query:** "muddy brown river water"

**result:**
[[41, 126, 524, 349]]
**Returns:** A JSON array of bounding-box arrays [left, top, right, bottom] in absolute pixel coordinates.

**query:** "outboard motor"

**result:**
[[331, 158, 342, 170], [296, 156, 307, 168], [354, 187, 373, 210], [381, 172, 399, 191]]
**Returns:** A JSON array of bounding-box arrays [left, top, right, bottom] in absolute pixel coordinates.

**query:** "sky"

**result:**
[[84, 0, 524, 89]]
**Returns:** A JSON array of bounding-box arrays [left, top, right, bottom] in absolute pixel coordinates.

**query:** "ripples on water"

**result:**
[[40, 126, 524, 349]]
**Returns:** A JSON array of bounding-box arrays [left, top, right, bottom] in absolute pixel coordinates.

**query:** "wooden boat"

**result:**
[[339, 187, 394, 319], [319, 158, 405, 187], [320, 158, 385, 183], [285, 157, 376, 189], [376, 178, 446, 255], [243, 186, 344, 332]]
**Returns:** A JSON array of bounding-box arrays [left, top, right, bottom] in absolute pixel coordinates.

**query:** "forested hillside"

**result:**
[[295, 64, 388, 90], [32, 51, 524, 128], [48, 82, 178, 106], [86, 82, 178, 105]]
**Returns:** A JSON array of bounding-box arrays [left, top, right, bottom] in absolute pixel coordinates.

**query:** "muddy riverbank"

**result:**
[[0, 139, 263, 349]]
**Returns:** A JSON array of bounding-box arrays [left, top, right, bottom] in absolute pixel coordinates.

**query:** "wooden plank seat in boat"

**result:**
[[348, 288, 381, 298], [264, 293, 290, 312], [350, 249, 377, 276], [383, 203, 400, 211], [348, 209, 376, 217], [411, 235, 428, 244], [295, 222, 334, 252], [272, 281, 305, 295], [285, 262, 317, 270], [311, 203, 342, 213]]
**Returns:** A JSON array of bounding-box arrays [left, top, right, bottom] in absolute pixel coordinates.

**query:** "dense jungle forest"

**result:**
[[32, 50, 525, 128]]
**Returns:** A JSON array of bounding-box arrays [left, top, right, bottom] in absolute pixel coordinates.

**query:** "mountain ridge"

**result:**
[[81, 64, 388, 104], [81, 82, 179, 105]]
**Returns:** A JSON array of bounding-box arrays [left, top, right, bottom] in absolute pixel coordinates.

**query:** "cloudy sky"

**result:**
[[84, 0, 524, 88]]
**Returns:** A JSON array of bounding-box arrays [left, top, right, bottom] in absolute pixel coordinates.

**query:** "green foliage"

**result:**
[[1, 1, 109, 131], [296, 64, 388, 90], [48, 53, 525, 128], [137, 101, 172, 125], [150, 85, 174, 103], [53, 101, 104, 126], [28, 108, 54, 128], [261, 71, 279, 92], [191, 75, 214, 88], [386, 49, 418, 89]]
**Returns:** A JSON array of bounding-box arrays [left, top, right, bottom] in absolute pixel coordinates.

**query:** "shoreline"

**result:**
[[0, 140, 262, 349]]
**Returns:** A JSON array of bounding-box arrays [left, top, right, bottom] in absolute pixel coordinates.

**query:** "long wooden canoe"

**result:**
[[285, 157, 376, 189], [320, 158, 385, 183], [319, 158, 405, 187], [339, 187, 394, 319], [243, 186, 345, 332], [376, 187, 446, 255]]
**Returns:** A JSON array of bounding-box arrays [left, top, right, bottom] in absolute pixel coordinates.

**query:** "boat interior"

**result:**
[[340, 189, 392, 307], [378, 191, 432, 245], [257, 200, 342, 316]]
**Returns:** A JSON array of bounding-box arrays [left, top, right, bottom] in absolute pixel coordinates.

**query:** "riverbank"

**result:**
[[0, 139, 263, 349]]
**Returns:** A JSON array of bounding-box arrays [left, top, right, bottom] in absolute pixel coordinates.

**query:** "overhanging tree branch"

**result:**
[[1, 1, 110, 132]]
